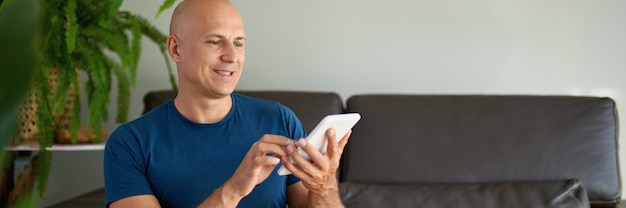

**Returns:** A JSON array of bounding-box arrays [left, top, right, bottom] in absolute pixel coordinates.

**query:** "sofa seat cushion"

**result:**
[[340, 179, 589, 208]]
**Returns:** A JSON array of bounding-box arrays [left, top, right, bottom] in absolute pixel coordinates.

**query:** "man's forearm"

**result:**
[[197, 180, 243, 208], [307, 188, 345, 208]]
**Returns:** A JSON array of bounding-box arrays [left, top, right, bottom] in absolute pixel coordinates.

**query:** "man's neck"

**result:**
[[173, 92, 233, 124]]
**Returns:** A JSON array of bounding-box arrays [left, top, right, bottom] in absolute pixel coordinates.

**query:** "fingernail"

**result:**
[[298, 139, 307, 147], [286, 145, 294, 154], [329, 128, 336, 136], [272, 157, 280, 164]]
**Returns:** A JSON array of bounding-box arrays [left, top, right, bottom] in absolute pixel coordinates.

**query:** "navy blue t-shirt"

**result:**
[[104, 93, 305, 207]]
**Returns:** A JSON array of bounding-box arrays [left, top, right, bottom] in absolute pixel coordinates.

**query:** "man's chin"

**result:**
[[211, 87, 236, 98]]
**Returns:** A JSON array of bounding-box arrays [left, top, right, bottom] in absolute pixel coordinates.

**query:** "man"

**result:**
[[103, 0, 351, 207]]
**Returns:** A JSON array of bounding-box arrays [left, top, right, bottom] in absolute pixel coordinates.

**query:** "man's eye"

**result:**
[[234, 42, 244, 48], [207, 41, 220, 45]]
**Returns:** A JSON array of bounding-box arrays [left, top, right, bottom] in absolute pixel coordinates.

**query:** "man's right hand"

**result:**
[[229, 134, 295, 196], [198, 134, 295, 207]]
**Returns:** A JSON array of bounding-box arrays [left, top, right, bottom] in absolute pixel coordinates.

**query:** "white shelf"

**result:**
[[5, 144, 105, 151]]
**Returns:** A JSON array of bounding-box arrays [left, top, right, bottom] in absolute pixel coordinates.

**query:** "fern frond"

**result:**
[[37, 66, 51, 101], [34, 69, 54, 198], [155, 0, 176, 19], [43, 1, 63, 59], [34, 73, 54, 146], [82, 26, 132, 71], [74, 1, 98, 27], [106, 0, 123, 21], [76, 38, 113, 125], [129, 21, 141, 86], [92, 123, 103, 144], [112, 62, 130, 123], [63, 0, 77, 54], [78, 35, 132, 123], [129, 11, 178, 89], [69, 76, 80, 144], [36, 150, 51, 198], [117, 11, 177, 90], [51, 62, 75, 118], [119, 11, 167, 44], [75, 37, 112, 92], [102, 61, 112, 123], [87, 87, 107, 131]]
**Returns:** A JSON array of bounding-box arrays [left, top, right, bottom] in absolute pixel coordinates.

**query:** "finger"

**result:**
[[259, 134, 295, 146], [255, 155, 281, 166], [325, 128, 339, 159], [338, 130, 352, 150], [283, 151, 324, 180], [292, 139, 328, 171], [280, 156, 312, 180], [330, 129, 352, 158], [297, 139, 326, 164], [253, 141, 289, 158]]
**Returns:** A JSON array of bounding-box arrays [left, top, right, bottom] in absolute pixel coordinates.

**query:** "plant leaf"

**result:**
[[112, 63, 130, 123], [35, 69, 54, 198], [0, 0, 37, 190], [118, 11, 177, 90], [155, 0, 176, 19], [69, 75, 80, 144], [130, 18, 141, 86], [63, 0, 77, 54]]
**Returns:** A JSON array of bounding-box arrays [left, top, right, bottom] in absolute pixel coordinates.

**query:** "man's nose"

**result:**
[[220, 43, 240, 63]]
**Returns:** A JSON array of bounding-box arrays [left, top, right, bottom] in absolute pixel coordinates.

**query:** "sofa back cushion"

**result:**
[[340, 179, 589, 208], [343, 95, 619, 206], [142, 90, 344, 132], [143, 90, 177, 114]]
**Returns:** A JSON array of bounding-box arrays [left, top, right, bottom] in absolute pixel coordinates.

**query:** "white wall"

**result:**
[[234, 0, 625, 100], [45, 0, 626, 205]]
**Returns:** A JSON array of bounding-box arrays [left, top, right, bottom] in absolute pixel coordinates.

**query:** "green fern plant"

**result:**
[[1, 0, 177, 198]]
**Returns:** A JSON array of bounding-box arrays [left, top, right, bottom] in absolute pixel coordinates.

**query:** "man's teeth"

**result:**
[[215, 70, 232, 75]]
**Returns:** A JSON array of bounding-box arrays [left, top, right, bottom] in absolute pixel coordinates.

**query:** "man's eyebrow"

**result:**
[[204, 34, 246, 40]]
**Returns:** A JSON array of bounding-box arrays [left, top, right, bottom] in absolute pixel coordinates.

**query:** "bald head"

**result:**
[[169, 0, 243, 36], [166, 0, 246, 100]]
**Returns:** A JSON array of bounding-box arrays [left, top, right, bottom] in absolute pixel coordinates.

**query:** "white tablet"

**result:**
[[278, 113, 361, 175]]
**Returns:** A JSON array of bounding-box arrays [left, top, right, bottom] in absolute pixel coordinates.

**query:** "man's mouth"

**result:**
[[214, 70, 233, 76]]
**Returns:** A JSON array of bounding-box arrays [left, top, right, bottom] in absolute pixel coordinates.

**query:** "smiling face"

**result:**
[[168, 0, 246, 99]]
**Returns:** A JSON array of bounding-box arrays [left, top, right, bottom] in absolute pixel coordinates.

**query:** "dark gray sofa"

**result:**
[[341, 95, 619, 208], [133, 90, 622, 208]]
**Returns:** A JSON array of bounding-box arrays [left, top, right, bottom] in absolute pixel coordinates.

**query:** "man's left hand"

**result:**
[[281, 128, 352, 197]]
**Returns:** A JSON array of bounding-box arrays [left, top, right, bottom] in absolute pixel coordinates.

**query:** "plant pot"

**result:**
[[14, 68, 76, 145]]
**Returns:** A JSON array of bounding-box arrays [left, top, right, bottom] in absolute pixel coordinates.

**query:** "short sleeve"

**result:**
[[103, 125, 153, 206]]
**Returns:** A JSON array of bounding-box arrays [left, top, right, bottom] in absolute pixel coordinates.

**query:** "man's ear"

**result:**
[[167, 35, 182, 62]]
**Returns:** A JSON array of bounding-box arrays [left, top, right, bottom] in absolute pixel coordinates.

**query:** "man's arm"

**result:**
[[287, 182, 309, 208], [197, 179, 245, 208], [281, 128, 351, 208], [109, 195, 160, 208], [108, 184, 245, 208]]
